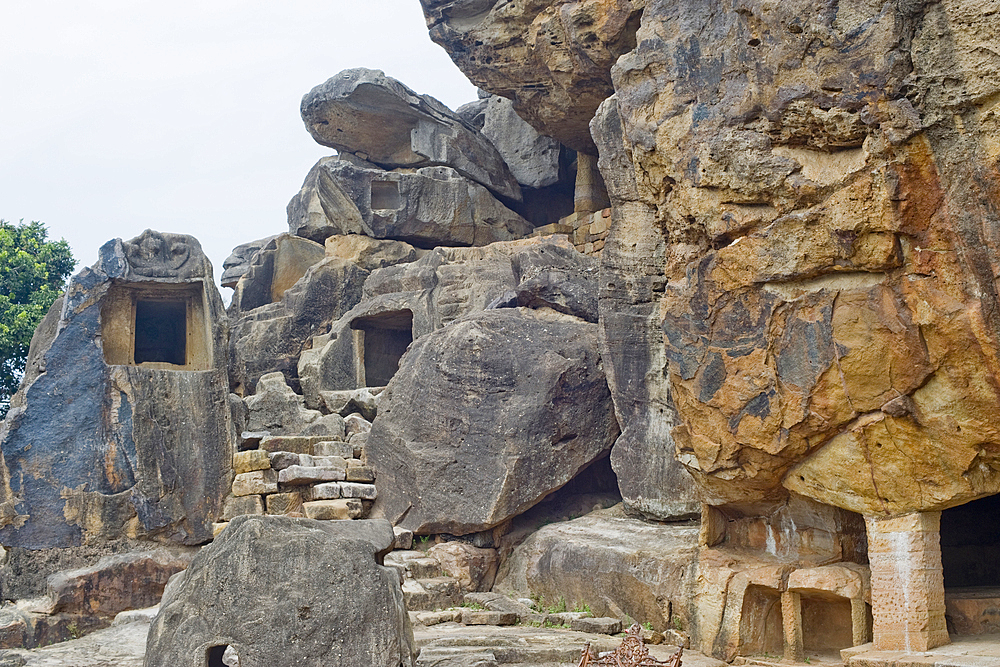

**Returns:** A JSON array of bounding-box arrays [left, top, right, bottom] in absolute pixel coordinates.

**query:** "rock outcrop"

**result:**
[[287, 157, 533, 247], [419, 0, 644, 154], [367, 307, 618, 535], [495, 505, 699, 633], [594, 0, 1000, 516], [297, 236, 599, 403], [0, 231, 233, 549], [144, 516, 415, 667], [301, 68, 521, 203]]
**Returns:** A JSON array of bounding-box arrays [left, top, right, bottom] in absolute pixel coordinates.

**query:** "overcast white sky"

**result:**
[[0, 1, 478, 288]]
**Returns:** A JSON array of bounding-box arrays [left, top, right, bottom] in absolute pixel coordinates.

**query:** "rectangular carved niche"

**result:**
[[350, 310, 413, 387], [101, 283, 211, 370]]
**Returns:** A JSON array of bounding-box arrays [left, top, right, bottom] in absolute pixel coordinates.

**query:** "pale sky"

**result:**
[[0, 1, 479, 288]]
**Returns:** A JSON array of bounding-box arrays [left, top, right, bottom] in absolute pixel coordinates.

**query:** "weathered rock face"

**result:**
[[228, 256, 368, 395], [419, 0, 644, 153], [595, 0, 1000, 516], [144, 516, 415, 667], [220, 235, 277, 289], [301, 68, 521, 203], [297, 236, 599, 403], [367, 307, 618, 535], [592, 97, 700, 521], [287, 157, 533, 247], [45, 549, 194, 620], [0, 230, 233, 549], [229, 234, 325, 312], [494, 505, 699, 633], [481, 95, 566, 191]]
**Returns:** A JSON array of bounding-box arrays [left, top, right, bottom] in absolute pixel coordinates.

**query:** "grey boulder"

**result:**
[[481, 96, 565, 190], [287, 157, 533, 247], [367, 307, 618, 535], [144, 516, 415, 667], [300, 68, 521, 203]]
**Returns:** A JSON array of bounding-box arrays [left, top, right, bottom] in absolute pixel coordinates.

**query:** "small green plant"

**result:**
[[672, 616, 683, 632], [641, 621, 653, 631], [416, 534, 431, 544], [67, 622, 80, 640], [459, 601, 486, 610], [546, 596, 568, 614], [572, 602, 592, 614], [804, 658, 812, 664]]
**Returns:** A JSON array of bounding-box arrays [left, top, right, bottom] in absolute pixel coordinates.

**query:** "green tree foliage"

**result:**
[[0, 220, 75, 414]]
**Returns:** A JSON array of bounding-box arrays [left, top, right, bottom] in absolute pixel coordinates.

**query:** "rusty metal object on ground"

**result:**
[[577, 624, 682, 666]]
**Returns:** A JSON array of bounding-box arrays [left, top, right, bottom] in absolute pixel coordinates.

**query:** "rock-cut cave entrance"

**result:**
[[101, 283, 212, 370], [941, 493, 1000, 636], [350, 309, 413, 387]]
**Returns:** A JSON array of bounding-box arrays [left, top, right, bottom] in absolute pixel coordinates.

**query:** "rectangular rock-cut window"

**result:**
[[370, 180, 401, 210], [134, 299, 187, 365], [351, 310, 413, 387], [101, 283, 212, 370]]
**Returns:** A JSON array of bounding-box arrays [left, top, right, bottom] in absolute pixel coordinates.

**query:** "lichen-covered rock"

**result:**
[[144, 516, 415, 667], [597, 0, 1000, 515], [367, 307, 618, 535], [300, 68, 521, 203], [419, 0, 645, 153], [0, 231, 233, 549], [286, 157, 533, 246]]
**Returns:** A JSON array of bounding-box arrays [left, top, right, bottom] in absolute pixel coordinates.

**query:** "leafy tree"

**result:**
[[0, 220, 75, 415]]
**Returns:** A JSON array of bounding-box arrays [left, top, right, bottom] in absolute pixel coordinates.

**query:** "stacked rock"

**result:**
[[217, 433, 377, 532]]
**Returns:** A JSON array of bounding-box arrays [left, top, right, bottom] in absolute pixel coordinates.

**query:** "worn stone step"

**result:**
[[403, 577, 463, 611], [416, 647, 498, 667]]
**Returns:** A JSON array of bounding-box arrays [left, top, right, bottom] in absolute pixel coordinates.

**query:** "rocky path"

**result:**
[[0, 614, 729, 667]]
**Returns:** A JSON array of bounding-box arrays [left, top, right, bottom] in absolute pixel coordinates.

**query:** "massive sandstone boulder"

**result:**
[[367, 307, 618, 535], [494, 505, 699, 633], [297, 236, 599, 404], [0, 231, 233, 549], [593, 0, 1000, 515], [286, 157, 533, 247], [419, 0, 644, 154], [144, 516, 415, 667], [301, 68, 521, 203]]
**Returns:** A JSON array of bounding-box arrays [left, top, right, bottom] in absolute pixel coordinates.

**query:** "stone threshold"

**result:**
[[841, 634, 1000, 666]]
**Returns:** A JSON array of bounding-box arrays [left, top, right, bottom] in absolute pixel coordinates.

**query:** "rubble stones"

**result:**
[[222, 496, 264, 521], [368, 307, 618, 535], [288, 158, 533, 247], [300, 68, 521, 203], [144, 516, 414, 667], [570, 617, 622, 635]]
